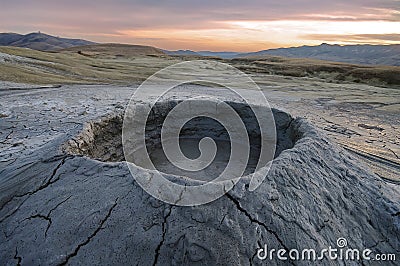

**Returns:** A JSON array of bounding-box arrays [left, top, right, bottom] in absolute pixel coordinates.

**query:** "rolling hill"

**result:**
[[63, 43, 167, 57], [0, 32, 95, 51]]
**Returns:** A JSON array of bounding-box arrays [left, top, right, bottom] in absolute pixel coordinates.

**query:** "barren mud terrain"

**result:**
[[252, 75, 400, 183], [0, 76, 399, 264], [0, 44, 399, 266]]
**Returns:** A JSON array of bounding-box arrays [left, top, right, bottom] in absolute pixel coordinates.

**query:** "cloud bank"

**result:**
[[1, 0, 399, 51]]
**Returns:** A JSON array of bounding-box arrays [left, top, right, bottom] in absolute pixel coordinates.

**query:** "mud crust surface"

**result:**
[[0, 84, 399, 265]]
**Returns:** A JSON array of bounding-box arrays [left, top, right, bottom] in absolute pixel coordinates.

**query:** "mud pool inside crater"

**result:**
[[66, 100, 298, 181]]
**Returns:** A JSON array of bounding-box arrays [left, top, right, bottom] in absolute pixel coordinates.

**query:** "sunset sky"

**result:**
[[1, 0, 399, 51]]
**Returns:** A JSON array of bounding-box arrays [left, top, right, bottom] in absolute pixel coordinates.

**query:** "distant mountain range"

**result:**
[[164, 50, 242, 59], [167, 44, 400, 66], [1, 32, 399, 66], [0, 32, 95, 51], [239, 43, 400, 66]]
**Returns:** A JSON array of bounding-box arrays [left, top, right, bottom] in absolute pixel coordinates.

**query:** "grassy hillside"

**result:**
[[0, 46, 399, 88], [229, 56, 400, 87], [0, 46, 177, 84]]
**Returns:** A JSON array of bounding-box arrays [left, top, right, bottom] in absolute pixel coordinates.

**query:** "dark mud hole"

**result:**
[[66, 100, 299, 180]]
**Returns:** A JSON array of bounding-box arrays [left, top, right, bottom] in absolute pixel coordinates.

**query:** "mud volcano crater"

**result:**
[[66, 100, 299, 180]]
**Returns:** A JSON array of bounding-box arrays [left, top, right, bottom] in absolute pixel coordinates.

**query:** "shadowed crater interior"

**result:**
[[66, 100, 300, 181]]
